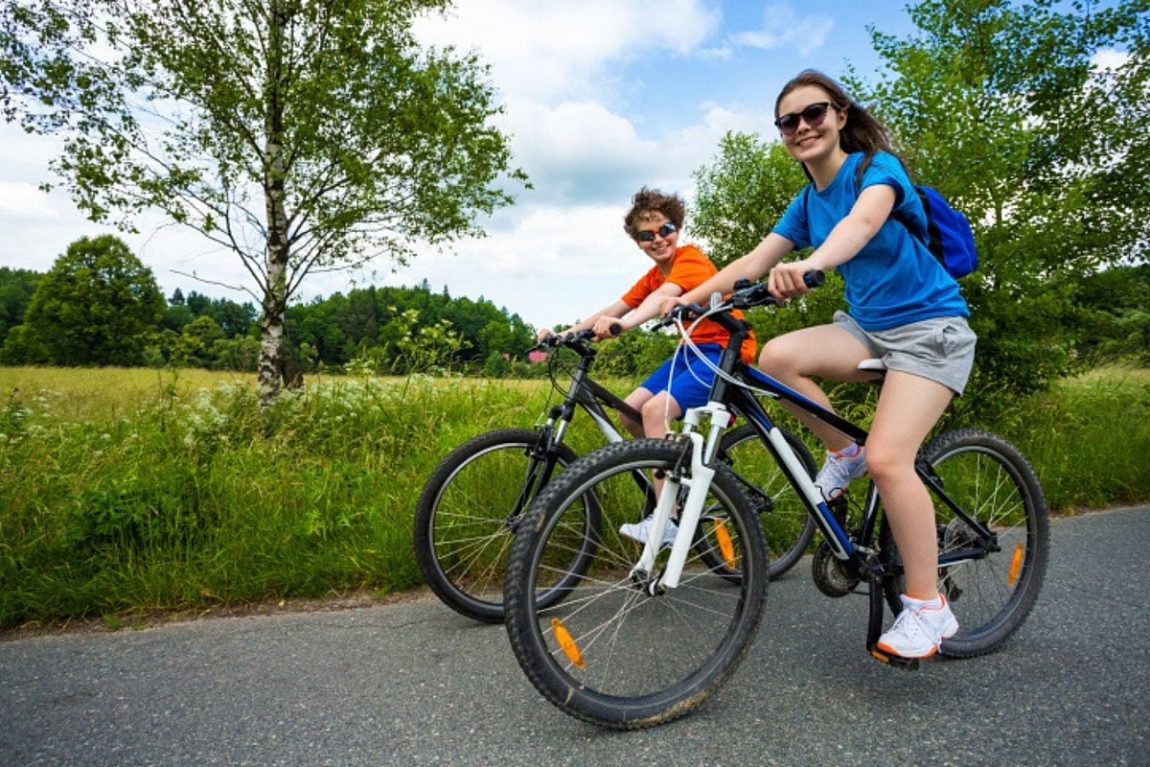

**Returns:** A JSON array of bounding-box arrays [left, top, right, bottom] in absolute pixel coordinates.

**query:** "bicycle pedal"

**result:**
[[869, 648, 921, 671]]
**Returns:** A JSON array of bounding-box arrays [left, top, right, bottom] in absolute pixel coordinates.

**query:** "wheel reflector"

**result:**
[[714, 519, 737, 569], [1008, 544, 1023, 587], [551, 617, 585, 670]]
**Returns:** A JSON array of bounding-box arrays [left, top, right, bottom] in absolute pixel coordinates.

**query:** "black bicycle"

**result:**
[[413, 329, 817, 622], [503, 274, 1049, 729]]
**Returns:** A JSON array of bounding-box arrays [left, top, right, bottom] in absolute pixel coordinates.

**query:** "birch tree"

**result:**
[[0, 0, 526, 402]]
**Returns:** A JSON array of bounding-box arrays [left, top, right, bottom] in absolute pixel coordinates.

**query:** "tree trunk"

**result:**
[[256, 0, 298, 406]]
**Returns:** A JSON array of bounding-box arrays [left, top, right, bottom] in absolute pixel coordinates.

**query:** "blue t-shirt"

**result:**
[[772, 151, 969, 331]]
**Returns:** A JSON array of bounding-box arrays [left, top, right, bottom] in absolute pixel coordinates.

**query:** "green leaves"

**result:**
[[18, 234, 165, 366], [1, 0, 525, 398]]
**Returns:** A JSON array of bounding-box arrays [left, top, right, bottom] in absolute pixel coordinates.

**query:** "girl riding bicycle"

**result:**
[[665, 69, 977, 661], [535, 187, 756, 546]]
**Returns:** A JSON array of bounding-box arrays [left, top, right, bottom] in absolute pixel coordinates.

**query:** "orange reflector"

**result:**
[[551, 617, 585, 670], [1007, 544, 1024, 587], [714, 519, 737, 569]]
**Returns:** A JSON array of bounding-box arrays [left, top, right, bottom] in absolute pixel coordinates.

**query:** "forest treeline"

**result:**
[[1, 235, 1148, 382]]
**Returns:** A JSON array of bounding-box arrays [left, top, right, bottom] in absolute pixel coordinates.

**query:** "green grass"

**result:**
[[0, 365, 1147, 630]]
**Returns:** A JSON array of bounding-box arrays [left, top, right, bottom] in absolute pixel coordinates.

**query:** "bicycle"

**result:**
[[502, 273, 1050, 729], [413, 329, 818, 623]]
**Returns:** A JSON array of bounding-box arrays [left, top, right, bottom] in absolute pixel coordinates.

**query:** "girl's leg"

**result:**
[[866, 370, 954, 600], [758, 324, 873, 450]]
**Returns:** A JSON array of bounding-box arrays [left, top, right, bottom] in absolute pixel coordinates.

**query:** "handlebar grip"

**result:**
[[804, 270, 825, 288], [609, 323, 623, 336]]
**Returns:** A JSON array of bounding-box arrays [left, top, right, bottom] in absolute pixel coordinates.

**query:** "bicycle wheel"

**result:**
[[413, 428, 597, 623], [504, 438, 767, 729], [878, 428, 1049, 657], [707, 423, 817, 579]]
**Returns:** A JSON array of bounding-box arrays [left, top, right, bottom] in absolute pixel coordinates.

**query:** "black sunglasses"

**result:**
[[774, 101, 833, 136], [633, 221, 677, 243]]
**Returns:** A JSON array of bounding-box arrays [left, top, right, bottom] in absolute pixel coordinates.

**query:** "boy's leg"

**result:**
[[621, 388, 654, 438]]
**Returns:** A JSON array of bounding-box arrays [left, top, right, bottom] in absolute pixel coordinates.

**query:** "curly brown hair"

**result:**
[[623, 187, 686, 237]]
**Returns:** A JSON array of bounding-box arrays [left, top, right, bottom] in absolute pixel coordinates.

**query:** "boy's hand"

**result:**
[[591, 316, 623, 340]]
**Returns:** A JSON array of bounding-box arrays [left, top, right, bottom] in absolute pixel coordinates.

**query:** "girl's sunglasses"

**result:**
[[633, 221, 677, 243], [774, 101, 832, 136]]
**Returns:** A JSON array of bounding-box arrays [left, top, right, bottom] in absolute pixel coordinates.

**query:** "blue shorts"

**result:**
[[638, 343, 724, 418]]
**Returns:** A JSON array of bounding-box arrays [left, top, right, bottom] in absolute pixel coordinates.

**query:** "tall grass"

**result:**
[[0, 365, 1147, 629]]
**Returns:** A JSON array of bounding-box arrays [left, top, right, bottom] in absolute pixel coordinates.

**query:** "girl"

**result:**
[[665, 70, 976, 660]]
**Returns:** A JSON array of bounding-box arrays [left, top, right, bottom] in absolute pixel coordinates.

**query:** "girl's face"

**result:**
[[631, 211, 679, 269], [776, 85, 846, 168]]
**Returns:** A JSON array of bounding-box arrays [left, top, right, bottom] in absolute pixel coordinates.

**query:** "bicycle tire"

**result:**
[[707, 423, 817, 579], [504, 438, 767, 729], [413, 428, 598, 623], [878, 428, 1049, 657]]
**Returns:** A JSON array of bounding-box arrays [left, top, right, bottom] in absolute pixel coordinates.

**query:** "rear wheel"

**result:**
[[703, 423, 816, 579], [878, 428, 1049, 656], [504, 438, 767, 729], [413, 428, 597, 622]]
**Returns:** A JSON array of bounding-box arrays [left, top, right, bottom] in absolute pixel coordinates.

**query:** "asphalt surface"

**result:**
[[2, 505, 1147, 767]]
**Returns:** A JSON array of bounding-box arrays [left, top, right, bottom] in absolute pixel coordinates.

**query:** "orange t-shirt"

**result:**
[[621, 244, 757, 364]]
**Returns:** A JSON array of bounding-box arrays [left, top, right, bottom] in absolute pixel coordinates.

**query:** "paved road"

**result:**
[[2, 506, 1147, 767]]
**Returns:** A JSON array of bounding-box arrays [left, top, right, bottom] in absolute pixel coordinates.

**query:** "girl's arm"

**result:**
[[769, 183, 895, 297], [661, 233, 794, 314]]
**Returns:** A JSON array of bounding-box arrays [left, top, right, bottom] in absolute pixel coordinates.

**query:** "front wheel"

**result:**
[[879, 428, 1049, 657], [413, 428, 595, 623], [504, 439, 767, 729]]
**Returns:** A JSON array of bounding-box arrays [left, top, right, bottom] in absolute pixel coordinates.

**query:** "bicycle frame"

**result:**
[[643, 291, 996, 595], [508, 334, 647, 526]]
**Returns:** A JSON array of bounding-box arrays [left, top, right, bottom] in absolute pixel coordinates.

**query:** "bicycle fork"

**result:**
[[630, 404, 730, 594]]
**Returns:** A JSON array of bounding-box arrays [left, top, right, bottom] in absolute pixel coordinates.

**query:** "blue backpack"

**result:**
[[895, 185, 979, 279], [826, 162, 979, 279]]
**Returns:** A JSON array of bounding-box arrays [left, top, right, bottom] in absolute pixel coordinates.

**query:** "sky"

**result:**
[[0, 1, 924, 329]]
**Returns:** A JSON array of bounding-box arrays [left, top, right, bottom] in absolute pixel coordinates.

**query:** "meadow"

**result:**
[[1, 365, 1148, 630]]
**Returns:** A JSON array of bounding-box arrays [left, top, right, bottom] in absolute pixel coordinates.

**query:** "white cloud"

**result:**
[[1092, 48, 1130, 73], [415, 0, 720, 102], [730, 2, 834, 56], [0, 182, 55, 220]]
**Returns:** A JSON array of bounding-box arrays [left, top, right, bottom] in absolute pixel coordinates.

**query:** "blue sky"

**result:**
[[0, 2, 938, 327]]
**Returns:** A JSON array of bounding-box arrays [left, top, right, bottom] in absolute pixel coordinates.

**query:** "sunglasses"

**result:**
[[633, 221, 677, 243], [774, 101, 833, 136]]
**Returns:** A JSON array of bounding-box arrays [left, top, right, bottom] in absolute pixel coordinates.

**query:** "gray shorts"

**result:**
[[834, 311, 977, 395]]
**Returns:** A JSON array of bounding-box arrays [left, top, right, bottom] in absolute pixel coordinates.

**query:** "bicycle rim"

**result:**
[[880, 428, 1049, 657], [504, 439, 767, 729]]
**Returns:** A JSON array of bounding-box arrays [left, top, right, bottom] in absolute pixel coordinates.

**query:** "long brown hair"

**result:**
[[776, 69, 899, 181]]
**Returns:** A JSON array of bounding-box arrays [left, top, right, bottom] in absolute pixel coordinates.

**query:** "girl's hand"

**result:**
[[659, 295, 688, 317], [535, 327, 555, 342], [769, 259, 817, 300]]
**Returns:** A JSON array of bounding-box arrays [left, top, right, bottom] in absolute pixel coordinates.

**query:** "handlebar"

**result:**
[[657, 270, 824, 328], [529, 328, 597, 354]]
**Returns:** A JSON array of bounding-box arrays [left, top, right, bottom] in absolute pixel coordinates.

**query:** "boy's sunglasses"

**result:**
[[774, 101, 832, 136], [633, 222, 677, 243]]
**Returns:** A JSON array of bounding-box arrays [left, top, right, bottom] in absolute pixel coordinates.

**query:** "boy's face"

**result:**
[[632, 211, 679, 269]]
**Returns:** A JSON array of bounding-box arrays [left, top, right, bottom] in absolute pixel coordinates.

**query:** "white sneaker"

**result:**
[[814, 444, 867, 501], [876, 594, 959, 659], [619, 516, 678, 548]]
